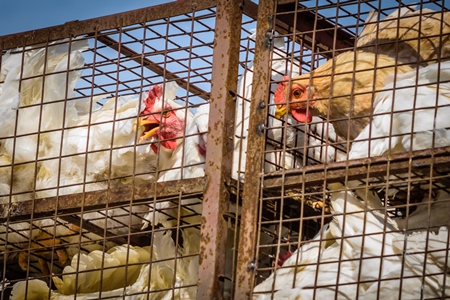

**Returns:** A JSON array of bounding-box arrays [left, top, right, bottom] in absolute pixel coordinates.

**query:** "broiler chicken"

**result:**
[[136, 82, 206, 228], [349, 60, 450, 159], [274, 8, 450, 142], [274, 51, 413, 141], [346, 60, 450, 213], [253, 184, 450, 299], [0, 38, 89, 274], [0, 38, 155, 276], [232, 32, 303, 182], [10, 228, 200, 299]]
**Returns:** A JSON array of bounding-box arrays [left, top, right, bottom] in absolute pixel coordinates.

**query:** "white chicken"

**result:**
[[136, 82, 206, 228], [347, 60, 450, 212], [253, 184, 450, 299], [233, 31, 346, 184], [0, 38, 88, 203], [349, 60, 450, 159], [0, 38, 158, 276], [10, 228, 200, 299], [0, 39, 90, 268], [233, 32, 305, 182]]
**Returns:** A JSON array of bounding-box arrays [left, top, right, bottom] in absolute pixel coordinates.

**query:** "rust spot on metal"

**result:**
[[0, 0, 216, 49], [0, 178, 206, 221]]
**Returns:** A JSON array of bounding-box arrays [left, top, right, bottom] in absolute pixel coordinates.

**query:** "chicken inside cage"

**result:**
[[250, 2, 450, 299], [2, 0, 450, 299], [0, 5, 215, 297]]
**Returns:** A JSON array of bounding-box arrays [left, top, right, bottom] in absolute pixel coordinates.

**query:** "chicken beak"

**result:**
[[275, 105, 287, 119], [136, 117, 160, 143]]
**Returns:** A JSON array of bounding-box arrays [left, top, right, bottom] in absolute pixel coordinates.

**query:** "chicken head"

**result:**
[[274, 75, 316, 123], [137, 83, 184, 154]]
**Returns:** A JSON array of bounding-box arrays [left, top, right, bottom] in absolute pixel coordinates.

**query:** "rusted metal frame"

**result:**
[[234, 0, 275, 298], [242, 0, 354, 56], [93, 35, 210, 101], [197, 0, 243, 298], [264, 145, 450, 190], [0, 177, 206, 221], [276, 2, 355, 51], [0, 0, 216, 49]]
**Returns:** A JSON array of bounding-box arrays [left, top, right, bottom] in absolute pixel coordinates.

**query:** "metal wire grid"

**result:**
[[1, 0, 450, 298], [242, 0, 450, 299], [0, 2, 219, 298]]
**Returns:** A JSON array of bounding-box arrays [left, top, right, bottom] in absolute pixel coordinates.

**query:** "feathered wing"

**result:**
[[10, 279, 50, 300], [357, 7, 450, 65], [0, 39, 93, 258], [346, 61, 450, 218], [14, 229, 200, 299], [349, 60, 450, 160]]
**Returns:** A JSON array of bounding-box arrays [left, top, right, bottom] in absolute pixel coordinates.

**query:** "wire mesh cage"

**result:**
[[1, 0, 450, 299], [238, 0, 450, 299], [0, 2, 218, 298]]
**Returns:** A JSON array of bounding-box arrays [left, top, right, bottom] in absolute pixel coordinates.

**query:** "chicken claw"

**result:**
[[285, 190, 331, 214]]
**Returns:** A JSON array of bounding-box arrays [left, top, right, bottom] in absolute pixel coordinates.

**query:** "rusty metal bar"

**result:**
[[242, 0, 355, 54], [0, 0, 216, 49], [264, 146, 450, 190], [95, 35, 210, 100], [0, 177, 206, 221], [276, 2, 355, 51], [197, 0, 243, 298], [234, 0, 275, 298]]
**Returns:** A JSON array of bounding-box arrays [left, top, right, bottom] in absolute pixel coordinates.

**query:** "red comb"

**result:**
[[274, 75, 290, 104], [141, 85, 163, 114]]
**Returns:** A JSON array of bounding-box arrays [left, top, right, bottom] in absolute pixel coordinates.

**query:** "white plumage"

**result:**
[[232, 32, 303, 182], [10, 228, 200, 299], [349, 60, 450, 160], [138, 82, 206, 229], [0, 38, 158, 276], [347, 60, 450, 215], [253, 185, 450, 299], [0, 39, 91, 255]]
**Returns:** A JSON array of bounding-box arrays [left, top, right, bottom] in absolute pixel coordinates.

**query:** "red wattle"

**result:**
[[151, 144, 158, 154], [291, 107, 312, 123], [162, 140, 177, 151]]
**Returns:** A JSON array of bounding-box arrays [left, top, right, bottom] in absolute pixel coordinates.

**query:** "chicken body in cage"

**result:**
[[0, 38, 161, 279], [245, 4, 450, 300], [10, 228, 200, 299], [136, 82, 206, 229], [0, 39, 91, 274], [254, 184, 450, 299], [274, 7, 450, 142]]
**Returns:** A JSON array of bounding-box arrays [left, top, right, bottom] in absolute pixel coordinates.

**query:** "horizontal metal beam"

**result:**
[[275, 2, 355, 51], [0, 0, 216, 49], [242, 0, 355, 55], [263, 146, 450, 190], [1, 177, 206, 222]]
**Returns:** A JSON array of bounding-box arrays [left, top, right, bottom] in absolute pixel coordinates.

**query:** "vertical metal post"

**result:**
[[197, 0, 243, 299], [234, 0, 275, 298]]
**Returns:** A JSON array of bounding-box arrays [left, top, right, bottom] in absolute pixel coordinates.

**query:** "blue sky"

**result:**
[[0, 0, 174, 36]]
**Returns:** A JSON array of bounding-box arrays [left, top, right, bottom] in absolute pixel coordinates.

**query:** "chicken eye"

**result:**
[[162, 111, 171, 118], [292, 89, 303, 99]]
